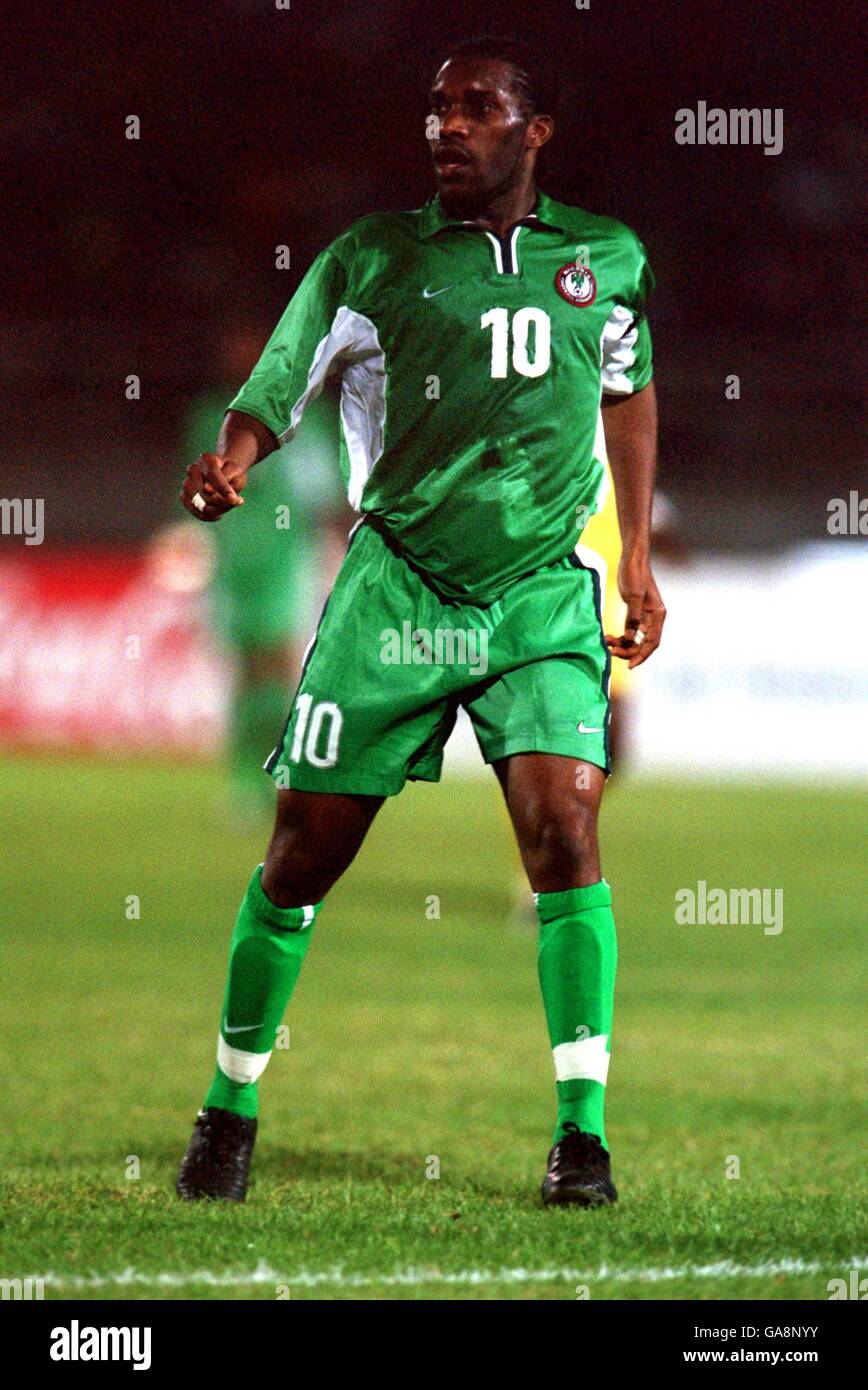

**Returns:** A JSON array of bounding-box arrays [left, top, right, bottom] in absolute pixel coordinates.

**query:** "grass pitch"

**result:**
[[1, 755, 864, 1300]]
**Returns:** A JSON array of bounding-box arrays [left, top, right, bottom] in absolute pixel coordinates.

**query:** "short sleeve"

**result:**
[[228, 248, 349, 442], [600, 239, 655, 396]]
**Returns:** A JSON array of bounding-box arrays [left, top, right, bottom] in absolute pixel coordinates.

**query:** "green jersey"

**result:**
[[230, 189, 654, 605]]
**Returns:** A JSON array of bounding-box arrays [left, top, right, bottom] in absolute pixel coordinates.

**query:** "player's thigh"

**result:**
[[267, 522, 459, 797], [238, 642, 293, 684], [494, 751, 605, 839], [262, 788, 384, 906], [465, 557, 612, 775], [493, 752, 606, 888]]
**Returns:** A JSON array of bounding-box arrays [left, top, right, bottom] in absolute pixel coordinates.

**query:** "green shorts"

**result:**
[[211, 467, 314, 651], [265, 518, 612, 795]]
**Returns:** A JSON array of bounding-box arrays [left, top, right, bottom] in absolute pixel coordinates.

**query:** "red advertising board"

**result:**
[[0, 540, 228, 754]]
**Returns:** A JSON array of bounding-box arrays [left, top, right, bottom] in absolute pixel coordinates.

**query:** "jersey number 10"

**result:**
[[290, 693, 343, 768], [480, 307, 551, 379]]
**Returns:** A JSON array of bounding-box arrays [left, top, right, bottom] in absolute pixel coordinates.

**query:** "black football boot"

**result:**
[[541, 1122, 618, 1208], [176, 1107, 257, 1201]]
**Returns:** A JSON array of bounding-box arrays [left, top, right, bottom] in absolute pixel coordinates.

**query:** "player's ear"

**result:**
[[526, 114, 554, 151]]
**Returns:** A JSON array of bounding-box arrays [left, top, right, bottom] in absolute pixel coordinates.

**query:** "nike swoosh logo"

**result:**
[[422, 284, 455, 299], [223, 1020, 264, 1035], [577, 721, 604, 734]]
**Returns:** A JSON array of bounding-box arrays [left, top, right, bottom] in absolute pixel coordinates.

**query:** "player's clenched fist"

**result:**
[[180, 453, 247, 522], [606, 555, 666, 669]]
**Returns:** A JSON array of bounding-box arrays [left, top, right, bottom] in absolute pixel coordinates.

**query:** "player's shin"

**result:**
[[203, 864, 322, 1117], [535, 880, 617, 1150]]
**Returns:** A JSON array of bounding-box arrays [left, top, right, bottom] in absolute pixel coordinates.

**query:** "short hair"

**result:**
[[434, 35, 559, 121]]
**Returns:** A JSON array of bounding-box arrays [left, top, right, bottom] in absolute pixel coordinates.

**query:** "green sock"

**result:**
[[229, 680, 288, 811], [204, 864, 322, 1118], [535, 879, 617, 1150]]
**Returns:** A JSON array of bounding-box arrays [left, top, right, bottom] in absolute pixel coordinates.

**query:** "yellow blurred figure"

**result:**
[[580, 416, 628, 702]]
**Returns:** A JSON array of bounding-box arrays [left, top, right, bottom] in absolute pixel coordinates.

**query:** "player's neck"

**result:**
[[441, 180, 538, 239]]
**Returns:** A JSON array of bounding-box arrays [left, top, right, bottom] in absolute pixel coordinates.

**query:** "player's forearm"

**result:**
[[216, 410, 280, 470], [601, 382, 658, 554]]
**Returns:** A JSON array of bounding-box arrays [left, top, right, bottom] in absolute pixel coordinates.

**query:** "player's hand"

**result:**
[[606, 553, 666, 668], [180, 453, 248, 522]]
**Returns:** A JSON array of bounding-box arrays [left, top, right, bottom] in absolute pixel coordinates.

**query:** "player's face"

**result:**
[[429, 57, 542, 207]]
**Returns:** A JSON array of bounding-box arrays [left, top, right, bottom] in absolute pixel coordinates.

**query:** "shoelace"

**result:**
[[198, 1113, 253, 1161], [557, 1123, 606, 1163]]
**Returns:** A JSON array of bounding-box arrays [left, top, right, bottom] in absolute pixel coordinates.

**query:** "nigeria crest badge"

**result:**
[[555, 262, 597, 306]]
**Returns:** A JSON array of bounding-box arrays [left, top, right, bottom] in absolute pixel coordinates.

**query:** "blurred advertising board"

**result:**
[[626, 544, 866, 778], [0, 533, 226, 755], [1, 539, 864, 778]]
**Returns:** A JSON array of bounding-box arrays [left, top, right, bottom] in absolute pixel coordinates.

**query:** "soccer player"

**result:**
[[182, 321, 344, 818], [176, 36, 666, 1208]]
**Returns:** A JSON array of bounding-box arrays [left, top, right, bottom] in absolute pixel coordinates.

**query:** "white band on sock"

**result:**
[[552, 1034, 611, 1085], [217, 1034, 272, 1085]]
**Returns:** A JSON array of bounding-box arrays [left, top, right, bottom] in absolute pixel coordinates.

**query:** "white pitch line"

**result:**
[[31, 1255, 868, 1291]]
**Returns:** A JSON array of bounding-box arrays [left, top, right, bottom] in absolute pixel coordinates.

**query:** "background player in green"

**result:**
[[182, 321, 343, 818], [176, 36, 667, 1207]]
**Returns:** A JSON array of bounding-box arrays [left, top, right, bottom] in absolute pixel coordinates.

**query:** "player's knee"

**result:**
[[523, 805, 599, 882], [262, 830, 329, 906]]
